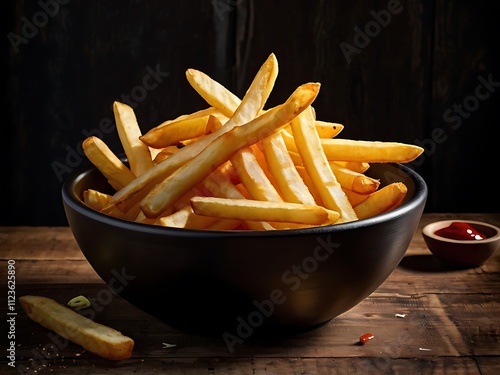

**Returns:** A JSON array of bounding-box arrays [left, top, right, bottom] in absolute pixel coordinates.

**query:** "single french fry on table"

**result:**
[[19, 295, 134, 361]]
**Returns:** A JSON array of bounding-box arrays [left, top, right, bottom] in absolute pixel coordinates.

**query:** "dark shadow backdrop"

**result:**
[[2, 0, 499, 226]]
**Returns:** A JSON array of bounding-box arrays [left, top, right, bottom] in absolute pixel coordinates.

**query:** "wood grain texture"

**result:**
[[0, 213, 499, 373]]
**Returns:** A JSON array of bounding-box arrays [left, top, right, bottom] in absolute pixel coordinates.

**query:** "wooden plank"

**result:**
[[0, 227, 83, 260], [2, 215, 499, 373], [4, 357, 486, 375], [8, 282, 500, 360], [0, 260, 101, 284]]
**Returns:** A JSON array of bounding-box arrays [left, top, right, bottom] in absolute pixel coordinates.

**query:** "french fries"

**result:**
[[82, 136, 136, 190], [291, 106, 358, 222], [140, 115, 213, 148], [140, 83, 320, 217], [321, 138, 423, 163], [108, 53, 278, 210], [262, 132, 316, 205], [191, 197, 340, 225], [80, 54, 423, 229], [353, 182, 408, 219], [113, 101, 153, 176], [19, 295, 134, 361]]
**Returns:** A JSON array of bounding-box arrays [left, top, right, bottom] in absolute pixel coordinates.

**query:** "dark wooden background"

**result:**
[[2, 0, 499, 226]]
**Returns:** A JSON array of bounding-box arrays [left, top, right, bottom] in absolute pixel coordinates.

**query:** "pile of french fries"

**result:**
[[82, 53, 423, 230]]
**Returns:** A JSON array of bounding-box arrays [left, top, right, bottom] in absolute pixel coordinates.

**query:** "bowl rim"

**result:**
[[422, 219, 500, 244], [62, 162, 427, 238]]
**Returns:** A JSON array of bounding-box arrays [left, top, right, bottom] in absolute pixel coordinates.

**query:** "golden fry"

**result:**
[[190, 197, 339, 225], [295, 166, 324, 206], [201, 169, 274, 230], [205, 218, 243, 230], [81, 53, 423, 231], [113, 101, 153, 177], [231, 147, 283, 202], [186, 69, 241, 118], [110, 53, 279, 209], [82, 136, 136, 190], [206, 114, 224, 133], [83, 189, 112, 211], [140, 83, 320, 218], [262, 132, 316, 205], [322, 139, 424, 163], [158, 206, 219, 229], [152, 146, 181, 164], [140, 116, 211, 148], [290, 106, 357, 222], [353, 182, 408, 219], [328, 162, 380, 194], [342, 188, 370, 207], [19, 295, 134, 361], [314, 121, 344, 138], [334, 161, 370, 173]]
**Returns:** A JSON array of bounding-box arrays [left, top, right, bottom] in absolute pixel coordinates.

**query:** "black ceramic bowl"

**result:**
[[62, 162, 427, 336]]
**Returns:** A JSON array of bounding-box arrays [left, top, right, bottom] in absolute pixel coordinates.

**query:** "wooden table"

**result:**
[[1, 213, 499, 374]]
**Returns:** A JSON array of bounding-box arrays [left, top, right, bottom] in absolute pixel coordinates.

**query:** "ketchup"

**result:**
[[434, 222, 486, 241]]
